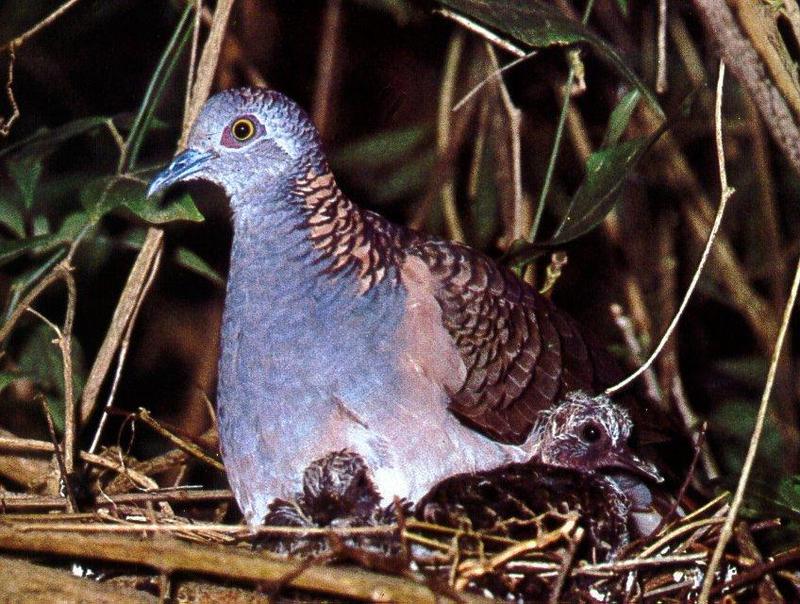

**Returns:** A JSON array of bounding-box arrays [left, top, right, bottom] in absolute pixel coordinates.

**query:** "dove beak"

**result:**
[[147, 148, 217, 198], [605, 445, 664, 483]]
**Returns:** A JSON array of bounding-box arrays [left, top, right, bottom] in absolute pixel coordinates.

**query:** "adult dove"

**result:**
[[148, 88, 654, 524]]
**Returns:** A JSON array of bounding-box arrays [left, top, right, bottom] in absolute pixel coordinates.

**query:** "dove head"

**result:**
[[147, 87, 325, 204], [531, 391, 663, 483]]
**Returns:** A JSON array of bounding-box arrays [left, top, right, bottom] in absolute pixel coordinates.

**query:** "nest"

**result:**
[[1, 436, 799, 604]]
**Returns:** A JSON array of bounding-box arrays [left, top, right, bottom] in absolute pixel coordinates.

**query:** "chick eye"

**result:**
[[231, 118, 256, 141], [581, 423, 601, 443]]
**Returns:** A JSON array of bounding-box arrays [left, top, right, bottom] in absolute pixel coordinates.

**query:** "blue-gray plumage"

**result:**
[[147, 88, 654, 525]]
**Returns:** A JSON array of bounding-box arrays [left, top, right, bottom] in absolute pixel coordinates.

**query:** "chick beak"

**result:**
[[147, 148, 217, 198], [605, 444, 664, 483]]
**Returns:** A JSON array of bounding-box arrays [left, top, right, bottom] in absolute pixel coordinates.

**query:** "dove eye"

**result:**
[[232, 118, 256, 141], [581, 422, 601, 443]]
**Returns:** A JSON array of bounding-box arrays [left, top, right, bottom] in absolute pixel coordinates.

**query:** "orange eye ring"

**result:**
[[231, 118, 256, 141]]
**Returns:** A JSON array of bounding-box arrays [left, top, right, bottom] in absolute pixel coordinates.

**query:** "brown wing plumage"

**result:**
[[406, 238, 604, 445]]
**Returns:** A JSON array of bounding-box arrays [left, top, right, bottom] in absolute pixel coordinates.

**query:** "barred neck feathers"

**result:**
[[293, 168, 404, 295]]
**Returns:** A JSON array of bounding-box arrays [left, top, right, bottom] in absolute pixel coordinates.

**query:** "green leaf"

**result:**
[[614, 0, 628, 17], [333, 125, 431, 170], [174, 247, 224, 287], [602, 89, 641, 148], [551, 137, 647, 244], [0, 234, 59, 267], [332, 125, 434, 204], [124, 3, 195, 171], [437, 0, 663, 117], [0, 116, 110, 160], [15, 323, 86, 433], [4, 248, 66, 322], [81, 176, 203, 224], [32, 215, 50, 236], [7, 156, 43, 209], [0, 371, 21, 395], [130, 190, 204, 224], [0, 191, 26, 237]]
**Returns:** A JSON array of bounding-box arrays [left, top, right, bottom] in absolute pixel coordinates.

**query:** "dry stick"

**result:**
[[548, 527, 582, 604], [0, 0, 84, 52], [183, 0, 203, 126], [437, 10, 525, 58], [37, 396, 76, 513], [606, 64, 732, 395], [485, 43, 526, 243], [0, 46, 19, 137], [80, 231, 164, 424], [0, 435, 158, 491], [81, 0, 225, 422], [692, 0, 800, 176], [453, 49, 536, 113], [135, 408, 224, 472], [312, 0, 343, 141], [199, 6, 267, 88], [89, 244, 163, 452], [181, 0, 235, 146], [0, 529, 492, 604], [698, 100, 800, 604], [656, 0, 668, 93], [437, 31, 467, 243]]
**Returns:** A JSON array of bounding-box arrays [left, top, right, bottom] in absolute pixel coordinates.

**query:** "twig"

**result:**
[[606, 62, 733, 395], [181, 0, 235, 147], [0, 528, 493, 604], [691, 0, 800, 175], [453, 49, 536, 113], [135, 408, 224, 472], [485, 43, 525, 242], [548, 526, 582, 604], [37, 396, 76, 513], [437, 31, 467, 243], [80, 230, 164, 425], [656, 0, 668, 93], [699, 205, 800, 599], [183, 0, 202, 127], [710, 546, 800, 597], [436, 9, 525, 58], [0, 0, 84, 52], [534, 0, 596, 243], [609, 303, 662, 403], [312, 0, 343, 140], [0, 47, 19, 137], [653, 423, 706, 535], [571, 552, 706, 576], [89, 243, 163, 452]]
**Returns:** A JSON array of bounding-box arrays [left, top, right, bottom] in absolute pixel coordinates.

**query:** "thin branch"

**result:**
[[183, 0, 203, 127], [0, 0, 83, 52], [181, 0, 235, 148], [0, 528, 492, 604], [437, 31, 467, 243], [452, 48, 536, 112], [89, 244, 163, 452], [607, 62, 732, 395], [437, 9, 525, 57], [37, 396, 76, 513], [692, 0, 800, 175], [656, 0, 668, 93], [312, 0, 343, 140], [80, 230, 164, 424], [485, 43, 525, 242], [135, 408, 224, 472], [0, 47, 19, 137], [699, 215, 800, 599]]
